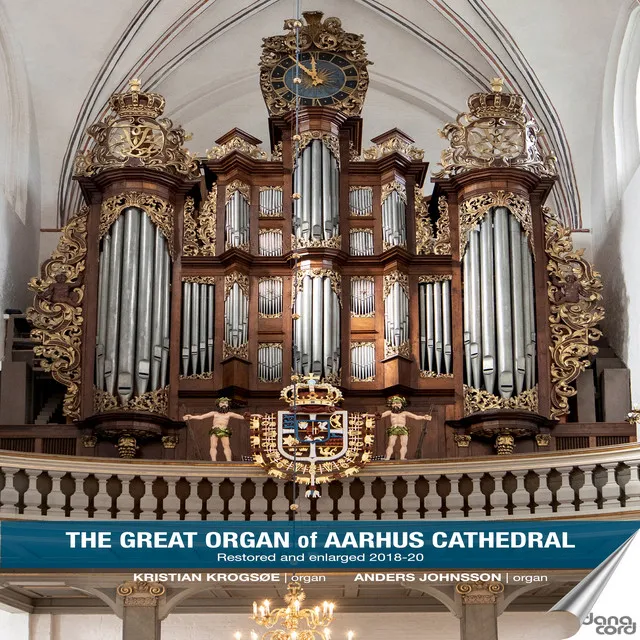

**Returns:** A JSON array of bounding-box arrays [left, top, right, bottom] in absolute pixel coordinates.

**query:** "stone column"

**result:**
[[456, 581, 504, 640], [117, 581, 166, 640]]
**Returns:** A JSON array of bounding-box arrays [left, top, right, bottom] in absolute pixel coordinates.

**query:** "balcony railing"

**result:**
[[1, 444, 640, 520]]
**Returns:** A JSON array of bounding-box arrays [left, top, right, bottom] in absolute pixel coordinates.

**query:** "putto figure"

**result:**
[[183, 397, 249, 462], [381, 395, 432, 460]]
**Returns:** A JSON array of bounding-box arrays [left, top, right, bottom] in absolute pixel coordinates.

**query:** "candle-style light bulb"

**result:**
[[291, 632, 298, 640], [314, 606, 320, 616], [234, 632, 242, 640], [259, 606, 265, 618], [251, 632, 258, 640], [264, 600, 270, 613], [328, 603, 334, 615], [347, 631, 354, 640], [253, 602, 258, 616], [324, 629, 331, 640], [323, 601, 329, 614]]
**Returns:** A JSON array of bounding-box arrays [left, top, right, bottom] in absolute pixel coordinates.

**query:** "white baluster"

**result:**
[[380, 477, 398, 520], [402, 477, 421, 520], [139, 475, 158, 520], [23, 468, 42, 518], [511, 469, 531, 517], [184, 477, 202, 521], [578, 464, 599, 513], [446, 474, 465, 519], [489, 472, 508, 518], [466, 472, 486, 519], [0, 468, 20, 515], [555, 466, 576, 514], [359, 477, 377, 520], [227, 479, 246, 521], [424, 476, 441, 519], [314, 484, 334, 520], [600, 463, 621, 510], [117, 475, 134, 519], [163, 479, 181, 519], [533, 468, 554, 516], [69, 472, 89, 519], [47, 471, 67, 518], [335, 479, 357, 520], [93, 473, 113, 519], [623, 463, 640, 508], [271, 480, 290, 521]]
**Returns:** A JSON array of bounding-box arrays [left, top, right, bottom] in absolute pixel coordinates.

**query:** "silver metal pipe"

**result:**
[[199, 284, 207, 373], [301, 276, 312, 373], [160, 249, 170, 386], [330, 153, 339, 235], [510, 216, 526, 394], [117, 207, 141, 403], [426, 283, 434, 372], [96, 233, 111, 389], [311, 141, 322, 238], [293, 291, 302, 373], [443, 279, 452, 374], [480, 211, 496, 394], [302, 146, 311, 237], [494, 207, 514, 398], [522, 233, 536, 388], [191, 282, 200, 371], [463, 248, 472, 386], [150, 227, 164, 388], [468, 228, 482, 388], [182, 281, 192, 376], [135, 213, 154, 395], [434, 281, 443, 374], [332, 288, 340, 373], [419, 284, 427, 369], [312, 275, 323, 374], [323, 277, 333, 378], [322, 142, 331, 238], [104, 215, 124, 395], [207, 284, 214, 372]]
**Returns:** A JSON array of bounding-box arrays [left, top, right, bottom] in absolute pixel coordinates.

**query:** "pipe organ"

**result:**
[[31, 12, 606, 460], [225, 182, 250, 251], [419, 277, 453, 376], [462, 207, 536, 397], [382, 181, 407, 249], [292, 269, 341, 381], [384, 272, 410, 358], [96, 204, 171, 404], [293, 138, 340, 246], [180, 280, 215, 377]]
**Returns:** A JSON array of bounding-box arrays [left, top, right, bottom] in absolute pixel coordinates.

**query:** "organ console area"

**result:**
[[19, 11, 623, 462]]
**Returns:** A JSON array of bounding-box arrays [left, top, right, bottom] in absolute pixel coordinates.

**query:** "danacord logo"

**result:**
[[583, 614, 636, 635], [64, 530, 575, 550]]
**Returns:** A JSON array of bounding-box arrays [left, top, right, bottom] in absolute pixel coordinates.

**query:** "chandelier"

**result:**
[[234, 582, 354, 640]]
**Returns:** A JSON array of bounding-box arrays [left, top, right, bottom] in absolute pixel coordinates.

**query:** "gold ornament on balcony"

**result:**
[[74, 78, 200, 180], [235, 582, 353, 640], [434, 78, 557, 179]]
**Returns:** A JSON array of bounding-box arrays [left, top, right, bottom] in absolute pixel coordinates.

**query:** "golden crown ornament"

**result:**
[[74, 78, 200, 180], [434, 78, 557, 179]]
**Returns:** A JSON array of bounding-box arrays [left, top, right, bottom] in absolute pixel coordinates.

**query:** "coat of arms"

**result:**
[[250, 375, 375, 497]]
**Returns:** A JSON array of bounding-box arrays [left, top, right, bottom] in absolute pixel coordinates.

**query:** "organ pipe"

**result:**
[[293, 140, 339, 242], [418, 279, 452, 375], [350, 342, 376, 381], [225, 188, 250, 249], [259, 188, 283, 217], [96, 207, 171, 402], [350, 229, 374, 256], [258, 343, 283, 382], [350, 277, 375, 317], [349, 187, 373, 216], [461, 205, 537, 399], [292, 272, 341, 380], [382, 187, 407, 248]]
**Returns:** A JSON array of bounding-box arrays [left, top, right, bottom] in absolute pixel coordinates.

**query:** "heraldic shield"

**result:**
[[250, 375, 375, 498]]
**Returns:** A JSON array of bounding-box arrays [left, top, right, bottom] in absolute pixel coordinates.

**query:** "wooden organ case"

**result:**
[[28, 13, 608, 461]]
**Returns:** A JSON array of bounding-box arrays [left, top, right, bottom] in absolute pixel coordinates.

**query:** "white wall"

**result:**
[[0, 2, 41, 366], [0, 608, 29, 640]]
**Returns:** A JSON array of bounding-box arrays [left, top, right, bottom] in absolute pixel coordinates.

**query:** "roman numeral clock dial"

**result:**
[[270, 52, 361, 107]]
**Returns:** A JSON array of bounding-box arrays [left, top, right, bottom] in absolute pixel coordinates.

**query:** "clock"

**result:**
[[259, 12, 371, 116], [269, 51, 362, 108]]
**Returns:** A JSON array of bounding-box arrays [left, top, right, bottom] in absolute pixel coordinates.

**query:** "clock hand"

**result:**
[[290, 56, 315, 79]]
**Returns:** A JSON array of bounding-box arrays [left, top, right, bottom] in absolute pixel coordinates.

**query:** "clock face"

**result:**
[[270, 51, 360, 107]]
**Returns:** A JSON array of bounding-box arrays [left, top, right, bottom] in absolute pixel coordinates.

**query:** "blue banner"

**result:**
[[0, 521, 638, 570]]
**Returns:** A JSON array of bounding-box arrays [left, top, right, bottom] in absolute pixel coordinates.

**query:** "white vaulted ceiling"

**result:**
[[0, 0, 627, 232]]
